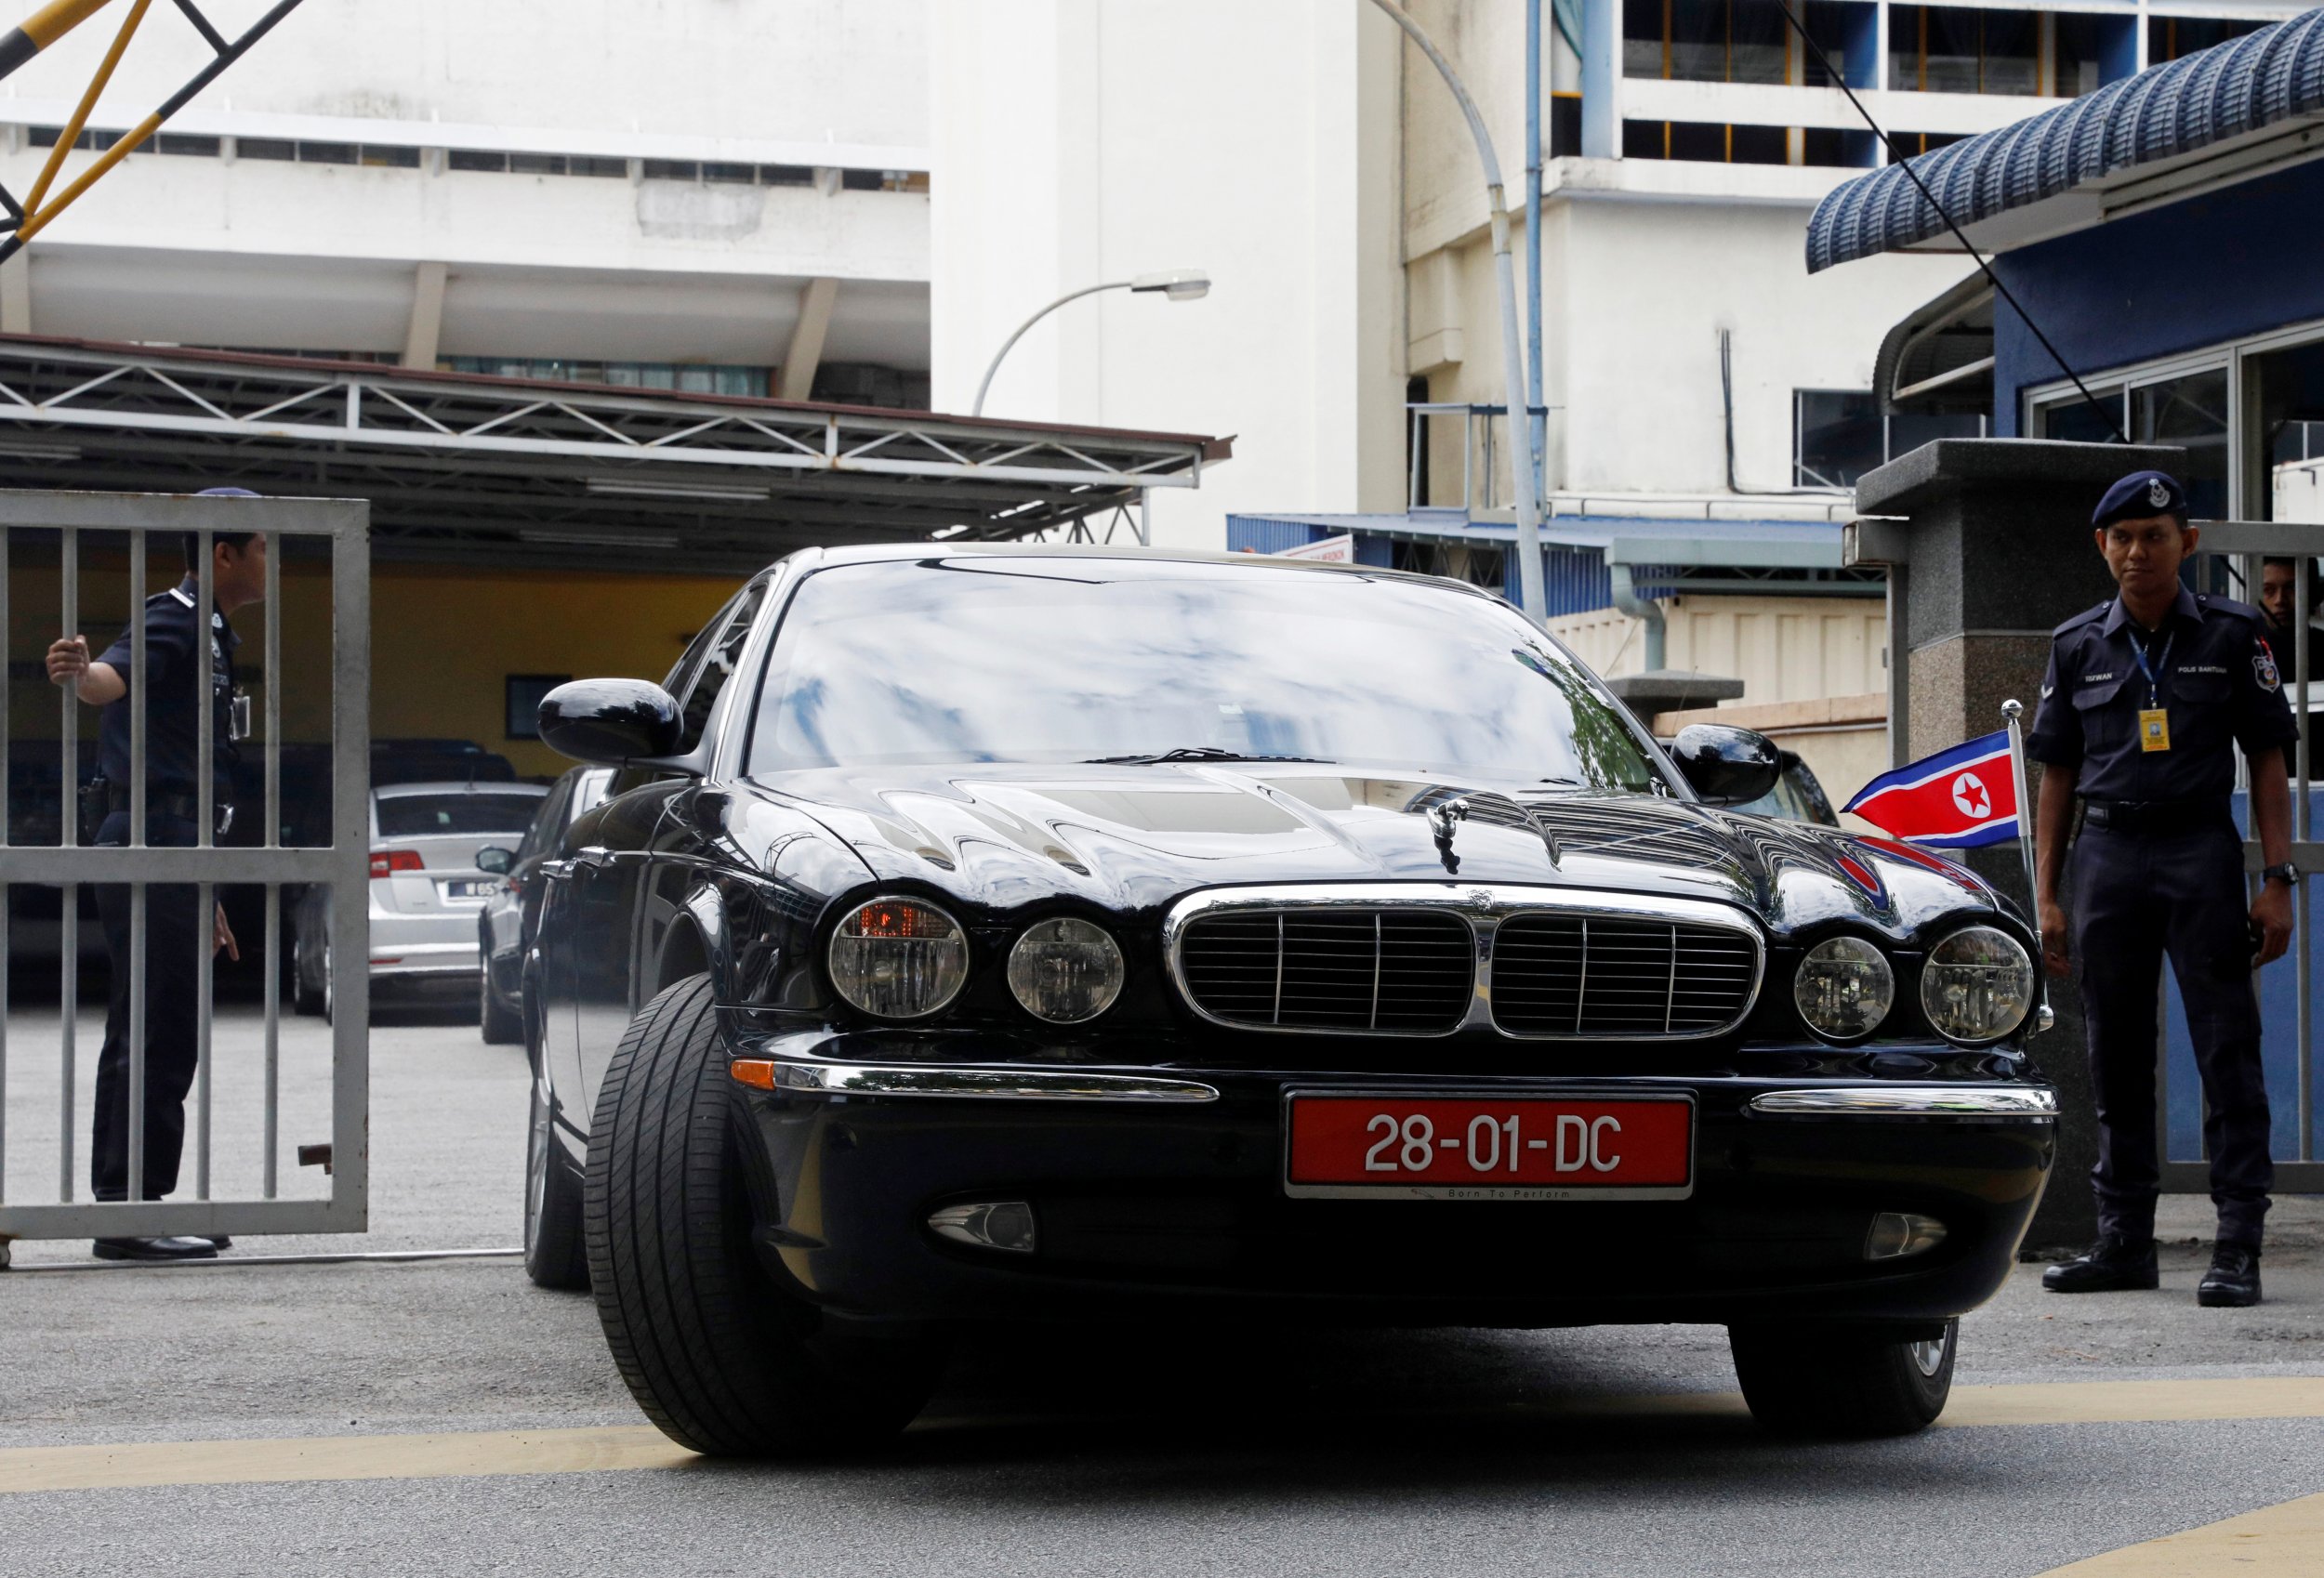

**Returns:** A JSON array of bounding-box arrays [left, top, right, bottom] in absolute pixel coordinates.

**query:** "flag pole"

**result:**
[[2000, 698, 2050, 1026]]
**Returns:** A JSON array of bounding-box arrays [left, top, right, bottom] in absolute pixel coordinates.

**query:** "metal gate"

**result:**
[[0, 490, 369, 1259], [2172, 521, 2322, 1194]]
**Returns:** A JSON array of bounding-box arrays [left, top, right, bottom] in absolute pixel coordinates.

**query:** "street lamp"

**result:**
[[970, 269, 1211, 417], [1364, 0, 1547, 623]]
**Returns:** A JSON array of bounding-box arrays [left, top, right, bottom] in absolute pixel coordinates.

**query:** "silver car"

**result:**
[[291, 780, 549, 1020]]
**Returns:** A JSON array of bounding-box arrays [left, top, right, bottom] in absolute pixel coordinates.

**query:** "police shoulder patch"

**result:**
[[2256, 638, 2283, 692]]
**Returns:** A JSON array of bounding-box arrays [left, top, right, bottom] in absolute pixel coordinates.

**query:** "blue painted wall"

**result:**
[[1992, 160, 2324, 435], [1223, 516, 1392, 566]]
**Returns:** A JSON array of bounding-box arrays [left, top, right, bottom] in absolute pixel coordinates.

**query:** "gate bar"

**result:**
[[195, 525, 211, 1198], [263, 524, 279, 1194], [0, 523, 8, 1205], [125, 523, 144, 1204], [58, 522, 74, 1201]]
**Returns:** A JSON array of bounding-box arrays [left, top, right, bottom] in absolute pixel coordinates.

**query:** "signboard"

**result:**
[[1276, 533, 1355, 563]]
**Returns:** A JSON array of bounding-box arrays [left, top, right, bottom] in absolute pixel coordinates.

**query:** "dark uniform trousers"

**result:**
[[2071, 815, 2272, 1250], [90, 809, 204, 1203]]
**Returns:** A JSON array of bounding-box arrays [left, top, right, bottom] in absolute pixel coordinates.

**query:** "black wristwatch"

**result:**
[[2264, 862, 2302, 888]]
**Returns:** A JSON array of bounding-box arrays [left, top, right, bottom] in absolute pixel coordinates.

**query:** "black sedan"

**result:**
[[475, 765, 614, 1044], [528, 546, 2055, 1456]]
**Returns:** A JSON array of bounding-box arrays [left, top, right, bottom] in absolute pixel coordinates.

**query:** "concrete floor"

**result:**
[[3, 1006, 2323, 1576]]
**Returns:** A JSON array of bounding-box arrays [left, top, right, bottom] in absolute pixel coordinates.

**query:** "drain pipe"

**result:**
[[1610, 561, 1666, 671]]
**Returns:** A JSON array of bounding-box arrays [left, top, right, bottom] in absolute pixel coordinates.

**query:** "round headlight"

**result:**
[[1007, 916, 1125, 1024], [827, 897, 970, 1020], [1921, 926, 2034, 1044], [1794, 936, 1894, 1040]]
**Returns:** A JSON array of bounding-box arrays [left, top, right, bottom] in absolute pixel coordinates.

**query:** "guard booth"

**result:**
[[0, 353, 1228, 1264], [0, 490, 368, 1261]]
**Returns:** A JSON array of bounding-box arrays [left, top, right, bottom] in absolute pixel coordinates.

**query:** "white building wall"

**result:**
[[929, 1, 1406, 547], [0, 0, 931, 375]]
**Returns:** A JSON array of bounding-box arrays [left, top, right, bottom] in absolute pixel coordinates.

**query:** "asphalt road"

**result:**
[[4, 1005, 2324, 1576]]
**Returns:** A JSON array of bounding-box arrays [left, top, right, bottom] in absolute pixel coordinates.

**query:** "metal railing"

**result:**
[[0, 490, 369, 1257]]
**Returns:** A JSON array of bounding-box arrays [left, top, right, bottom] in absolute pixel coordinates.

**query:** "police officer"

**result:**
[[45, 493, 265, 1261], [2028, 470, 2299, 1308]]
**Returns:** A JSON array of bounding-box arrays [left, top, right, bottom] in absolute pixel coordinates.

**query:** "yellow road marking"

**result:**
[[2036, 1491, 2324, 1575], [0, 1427, 693, 1493], [4, 1374, 2324, 1494]]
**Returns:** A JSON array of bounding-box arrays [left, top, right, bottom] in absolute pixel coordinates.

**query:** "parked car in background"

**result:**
[[291, 779, 548, 1020], [475, 765, 614, 1044]]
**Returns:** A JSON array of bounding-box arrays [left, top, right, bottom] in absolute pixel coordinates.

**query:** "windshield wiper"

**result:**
[[1082, 746, 1330, 766]]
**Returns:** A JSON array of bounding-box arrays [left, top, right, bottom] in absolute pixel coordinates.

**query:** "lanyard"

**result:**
[[2129, 629, 2174, 708]]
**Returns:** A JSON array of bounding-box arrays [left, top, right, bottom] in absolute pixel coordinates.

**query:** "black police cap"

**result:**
[[2093, 469, 2189, 528]]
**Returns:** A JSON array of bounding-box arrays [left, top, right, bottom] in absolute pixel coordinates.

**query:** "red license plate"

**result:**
[[1284, 1091, 1695, 1200]]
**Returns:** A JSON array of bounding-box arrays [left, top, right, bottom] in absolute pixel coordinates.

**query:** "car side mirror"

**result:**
[[537, 678, 683, 767], [1670, 724, 1783, 805], [475, 846, 514, 875]]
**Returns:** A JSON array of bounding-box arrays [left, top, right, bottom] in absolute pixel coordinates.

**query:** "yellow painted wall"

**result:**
[[367, 564, 741, 777], [7, 551, 741, 780]]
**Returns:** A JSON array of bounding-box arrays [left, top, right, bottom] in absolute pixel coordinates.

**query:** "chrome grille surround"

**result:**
[[1163, 884, 1766, 1041]]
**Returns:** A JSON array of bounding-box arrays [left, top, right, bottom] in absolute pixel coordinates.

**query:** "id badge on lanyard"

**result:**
[[2133, 632, 2173, 753]]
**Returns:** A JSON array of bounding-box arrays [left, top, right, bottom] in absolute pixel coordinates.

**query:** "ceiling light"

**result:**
[[518, 528, 680, 550], [584, 477, 772, 504]]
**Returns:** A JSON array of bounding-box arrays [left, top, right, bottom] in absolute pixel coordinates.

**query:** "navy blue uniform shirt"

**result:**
[[2027, 585, 2297, 800], [95, 574, 240, 801]]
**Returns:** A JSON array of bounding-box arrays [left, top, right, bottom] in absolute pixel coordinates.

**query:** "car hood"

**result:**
[[745, 763, 2010, 943]]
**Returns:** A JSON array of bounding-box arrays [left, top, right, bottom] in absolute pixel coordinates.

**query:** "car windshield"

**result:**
[[747, 557, 1668, 791], [376, 794, 544, 837]]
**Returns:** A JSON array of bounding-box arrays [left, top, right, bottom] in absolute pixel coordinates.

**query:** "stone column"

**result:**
[[1849, 437, 2184, 1252]]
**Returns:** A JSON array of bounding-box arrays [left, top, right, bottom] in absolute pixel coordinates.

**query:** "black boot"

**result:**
[[91, 1236, 219, 1262], [2041, 1234, 2159, 1293], [2197, 1244, 2261, 1308]]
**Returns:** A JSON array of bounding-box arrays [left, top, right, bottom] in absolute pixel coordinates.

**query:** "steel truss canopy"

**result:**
[[0, 335, 1230, 573]]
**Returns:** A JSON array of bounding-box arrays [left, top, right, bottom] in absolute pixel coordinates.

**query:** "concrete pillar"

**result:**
[[1849, 437, 2184, 1251], [402, 261, 447, 370]]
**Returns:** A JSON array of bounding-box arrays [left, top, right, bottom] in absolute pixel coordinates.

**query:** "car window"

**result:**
[[748, 558, 1668, 791], [675, 581, 766, 753], [515, 778, 574, 861], [376, 793, 546, 838]]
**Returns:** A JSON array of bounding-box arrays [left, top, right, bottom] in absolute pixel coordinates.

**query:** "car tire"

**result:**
[[480, 940, 522, 1045], [584, 973, 941, 1456], [523, 1060, 588, 1290], [292, 931, 324, 1017], [1728, 1317, 1958, 1438]]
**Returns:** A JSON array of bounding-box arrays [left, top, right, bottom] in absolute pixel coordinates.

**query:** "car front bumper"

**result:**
[[727, 1029, 2057, 1330]]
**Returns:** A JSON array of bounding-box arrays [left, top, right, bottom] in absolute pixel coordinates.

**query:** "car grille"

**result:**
[[1169, 888, 1764, 1040], [1176, 910, 1473, 1032], [1490, 914, 1760, 1036]]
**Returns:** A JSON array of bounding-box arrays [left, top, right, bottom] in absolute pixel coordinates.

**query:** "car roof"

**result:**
[[373, 781, 549, 800], [766, 541, 1503, 599]]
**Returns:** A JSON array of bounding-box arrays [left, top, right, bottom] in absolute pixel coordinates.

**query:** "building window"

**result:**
[[2148, 14, 2267, 64], [505, 676, 570, 742], [440, 357, 773, 399], [1890, 6, 2039, 95], [1794, 389, 1984, 488], [1623, 0, 1854, 85], [2031, 373, 2228, 520]]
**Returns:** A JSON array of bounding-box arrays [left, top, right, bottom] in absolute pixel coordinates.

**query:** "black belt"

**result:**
[[2080, 796, 2232, 836], [105, 783, 235, 834]]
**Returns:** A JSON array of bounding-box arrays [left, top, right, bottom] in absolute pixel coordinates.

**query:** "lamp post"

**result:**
[[1364, 0, 1547, 623], [970, 269, 1211, 418]]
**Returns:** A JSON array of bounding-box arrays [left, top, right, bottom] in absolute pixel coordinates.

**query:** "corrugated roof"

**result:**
[[1805, 7, 2324, 273]]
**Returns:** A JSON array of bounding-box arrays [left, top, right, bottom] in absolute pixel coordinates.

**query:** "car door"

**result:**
[[566, 582, 767, 1119], [634, 578, 772, 1007]]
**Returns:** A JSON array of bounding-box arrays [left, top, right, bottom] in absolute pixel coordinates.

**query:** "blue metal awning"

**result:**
[[1234, 510, 1846, 565], [1805, 7, 2324, 273]]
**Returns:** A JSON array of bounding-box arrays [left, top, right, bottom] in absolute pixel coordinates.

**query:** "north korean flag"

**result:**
[[1842, 730, 2020, 848]]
